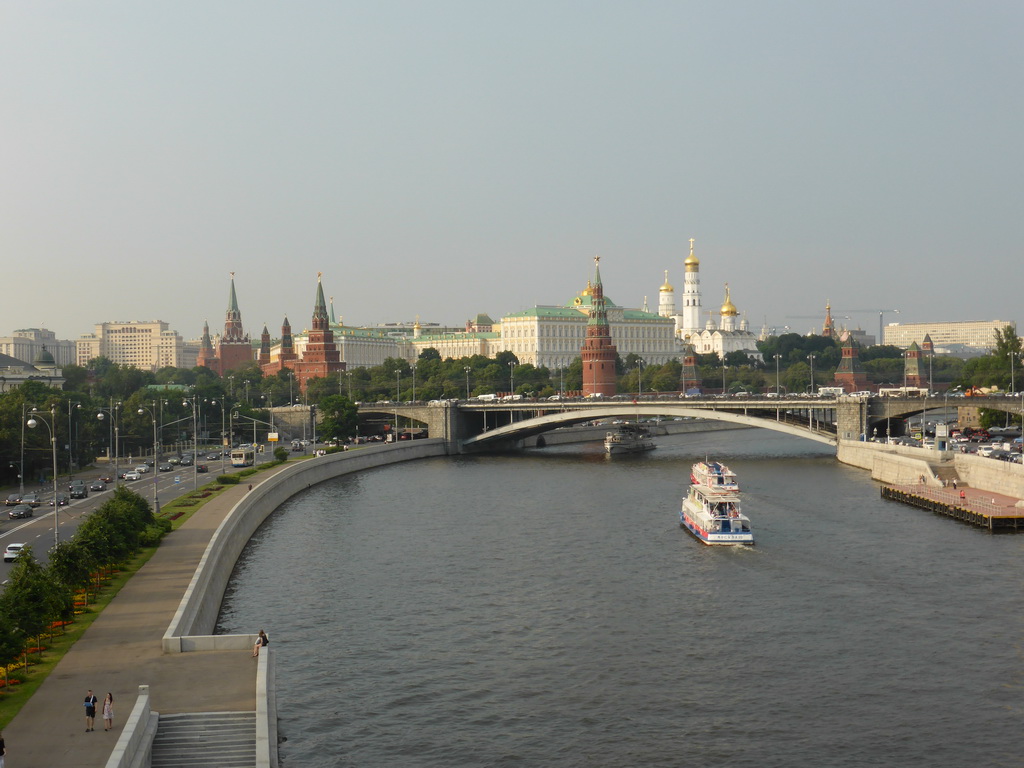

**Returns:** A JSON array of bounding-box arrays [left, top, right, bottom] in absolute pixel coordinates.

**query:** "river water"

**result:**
[[217, 429, 1024, 767]]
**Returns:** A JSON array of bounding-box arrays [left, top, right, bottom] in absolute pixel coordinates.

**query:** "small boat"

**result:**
[[604, 423, 656, 454], [690, 460, 739, 491], [680, 462, 753, 545]]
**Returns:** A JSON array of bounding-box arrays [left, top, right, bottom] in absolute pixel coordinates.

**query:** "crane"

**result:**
[[834, 309, 900, 346]]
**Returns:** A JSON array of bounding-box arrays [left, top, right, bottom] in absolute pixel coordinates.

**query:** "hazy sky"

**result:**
[[3, 1, 1021, 343]]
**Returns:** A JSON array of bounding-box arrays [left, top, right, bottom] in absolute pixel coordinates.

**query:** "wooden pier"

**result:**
[[882, 485, 1024, 531]]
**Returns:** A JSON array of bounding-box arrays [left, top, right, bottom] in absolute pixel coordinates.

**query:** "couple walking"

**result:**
[[84, 690, 114, 732]]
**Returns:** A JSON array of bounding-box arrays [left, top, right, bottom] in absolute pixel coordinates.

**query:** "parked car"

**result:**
[[89, 480, 107, 492], [8, 504, 33, 519], [3, 543, 25, 562], [49, 493, 70, 506], [5, 493, 21, 506], [124, 471, 142, 481], [20, 493, 42, 507]]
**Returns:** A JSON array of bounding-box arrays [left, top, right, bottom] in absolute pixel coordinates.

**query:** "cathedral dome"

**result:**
[[684, 242, 699, 272], [660, 271, 673, 292], [33, 346, 55, 366], [720, 286, 738, 316]]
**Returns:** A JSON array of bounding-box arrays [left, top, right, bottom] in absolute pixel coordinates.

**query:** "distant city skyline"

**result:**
[[3, 2, 1021, 340]]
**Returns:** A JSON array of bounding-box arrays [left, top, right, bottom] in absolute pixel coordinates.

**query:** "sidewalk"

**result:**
[[3, 480, 262, 767], [892, 481, 1024, 518]]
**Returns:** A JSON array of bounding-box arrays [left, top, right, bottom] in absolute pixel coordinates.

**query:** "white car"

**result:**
[[4, 543, 25, 562], [135, 465, 150, 474], [124, 470, 142, 481]]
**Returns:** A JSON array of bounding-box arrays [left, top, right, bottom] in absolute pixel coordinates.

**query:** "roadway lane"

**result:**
[[0, 450, 279, 581]]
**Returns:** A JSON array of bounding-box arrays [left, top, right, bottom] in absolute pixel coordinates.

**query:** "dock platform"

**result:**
[[882, 483, 1024, 531]]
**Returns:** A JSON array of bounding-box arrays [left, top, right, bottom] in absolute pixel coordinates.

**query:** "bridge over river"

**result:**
[[358, 394, 1022, 453]]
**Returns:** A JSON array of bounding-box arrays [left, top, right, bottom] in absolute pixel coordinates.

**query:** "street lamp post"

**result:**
[[464, 366, 471, 400], [412, 364, 417, 402], [183, 397, 198, 490], [66, 400, 81, 476], [509, 361, 518, 396], [27, 405, 59, 549], [637, 359, 645, 398], [807, 354, 816, 395], [397, 371, 401, 403], [137, 404, 160, 514], [96, 401, 121, 484], [773, 354, 781, 396], [722, 362, 727, 395]]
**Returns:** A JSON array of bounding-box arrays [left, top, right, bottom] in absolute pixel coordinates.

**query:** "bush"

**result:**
[[139, 520, 171, 547], [217, 475, 241, 485], [273, 447, 289, 462]]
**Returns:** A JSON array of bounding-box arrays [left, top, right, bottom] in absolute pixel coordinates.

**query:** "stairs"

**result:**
[[932, 465, 964, 488], [151, 711, 257, 768]]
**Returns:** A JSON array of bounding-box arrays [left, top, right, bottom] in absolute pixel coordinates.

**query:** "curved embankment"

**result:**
[[162, 439, 448, 652]]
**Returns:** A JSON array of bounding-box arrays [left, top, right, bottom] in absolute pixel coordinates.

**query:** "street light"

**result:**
[[183, 397, 198, 489], [773, 354, 781, 396], [637, 359, 645, 398], [464, 366, 471, 399], [807, 354, 816, 395], [66, 400, 81, 475], [26, 405, 59, 550], [137, 404, 160, 514], [96, 401, 122, 484], [397, 371, 402, 403], [509, 361, 518, 396], [411, 364, 417, 402]]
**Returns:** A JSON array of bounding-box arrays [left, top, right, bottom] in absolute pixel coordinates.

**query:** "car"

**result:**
[[206, 452, 221, 461], [5, 493, 21, 506], [49, 493, 70, 506], [8, 504, 33, 519], [99, 473, 113, 483], [124, 471, 142, 481], [179, 456, 193, 466], [158, 463, 173, 472], [20, 493, 42, 507], [89, 480, 107, 492], [168, 456, 181, 465], [196, 464, 209, 473], [135, 465, 150, 474], [69, 481, 89, 499], [3, 543, 25, 562]]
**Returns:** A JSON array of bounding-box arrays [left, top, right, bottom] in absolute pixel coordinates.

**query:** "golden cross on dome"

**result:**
[[689, 237, 695, 250], [317, 271, 322, 280], [230, 271, 235, 278]]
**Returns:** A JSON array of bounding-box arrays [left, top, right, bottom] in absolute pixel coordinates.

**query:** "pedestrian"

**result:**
[[960, 490, 966, 501], [102, 692, 114, 731], [0, 728, 6, 768], [253, 629, 269, 657], [248, 484, 253, 492], [952, 479, 957, 491], [84, 689, 98, 732]]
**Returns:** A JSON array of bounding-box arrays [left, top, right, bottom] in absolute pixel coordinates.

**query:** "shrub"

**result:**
[[273, 447, 289, 462], [217, 475, 241, 485]]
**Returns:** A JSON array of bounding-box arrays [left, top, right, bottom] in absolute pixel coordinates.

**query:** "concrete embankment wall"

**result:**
[[838, 440, 1024, 500], [162, 439, 447, 652]]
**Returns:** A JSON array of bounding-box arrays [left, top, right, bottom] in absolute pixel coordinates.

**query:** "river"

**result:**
[[217, 429, 1024, 767]]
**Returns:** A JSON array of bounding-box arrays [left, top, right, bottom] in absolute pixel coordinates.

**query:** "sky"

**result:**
[[2, 1, 1021, 343]]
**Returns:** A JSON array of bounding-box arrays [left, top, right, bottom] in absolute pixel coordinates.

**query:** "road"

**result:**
[[0, 447, 284, 581]]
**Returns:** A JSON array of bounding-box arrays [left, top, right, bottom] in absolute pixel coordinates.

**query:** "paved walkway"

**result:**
[[4, 480, 263, 768]]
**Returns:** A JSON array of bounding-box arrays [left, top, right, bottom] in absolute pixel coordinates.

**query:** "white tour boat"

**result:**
[[690, 460, 739, 491], [604, 423, 656, 454], [680, 462, 754, 545]]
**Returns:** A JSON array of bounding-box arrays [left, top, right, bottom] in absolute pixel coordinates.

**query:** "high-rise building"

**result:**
[[77, 320, 188, 371], [0, 328, 76, 367], [883, 320, 1014, 351]]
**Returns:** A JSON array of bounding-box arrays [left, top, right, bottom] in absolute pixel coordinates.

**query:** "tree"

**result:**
[[418, 347, 441, 362], [318, 395, 359, 441], [0, 546, 53, 658]]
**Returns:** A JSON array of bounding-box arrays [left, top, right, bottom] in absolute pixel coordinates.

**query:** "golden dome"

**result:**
[[660, 270, 674, 292], [720, 284, 738, 316], [684, 237, 699, 272], [580, 279, 593, 297]]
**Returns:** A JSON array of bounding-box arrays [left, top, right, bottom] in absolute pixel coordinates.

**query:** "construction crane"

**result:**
[[835, 309, 900, 346]]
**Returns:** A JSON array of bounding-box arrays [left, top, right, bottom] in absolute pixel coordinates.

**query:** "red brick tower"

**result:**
[[832, 337, 870, 392], [280, 317, 297, 365], [580, 257, 618, 397], [293, 273, 346, 392], [822, 302, 835, 338], [258, 325, 271, 367], [679, 342, 701, 394], [197, 320, 217, 371], [904, 341, 924, 388], [215, 273, 254, 373]]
